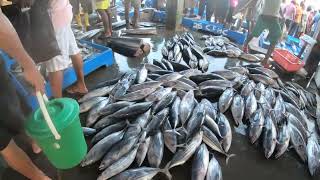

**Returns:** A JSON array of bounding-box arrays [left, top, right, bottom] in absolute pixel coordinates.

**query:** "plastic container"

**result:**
[[273, 49, 305, 72], [26, 97, 87, 169]]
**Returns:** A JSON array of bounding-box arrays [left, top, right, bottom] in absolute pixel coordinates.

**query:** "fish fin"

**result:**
[[226, 154, 236, 165], [175, 143, 186, 148], [160, 162, 172, 180], [165, 129, 182, 136], [176, 127, 188, 136]]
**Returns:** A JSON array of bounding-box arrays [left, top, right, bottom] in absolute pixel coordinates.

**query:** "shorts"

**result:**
[[41, 25, 80, 73], [71, 0, 93, 14], [96, 0, 110, 10], [252, 15, 282, 44], [0, 59, 24, 151], [124, 0, 141, 9]]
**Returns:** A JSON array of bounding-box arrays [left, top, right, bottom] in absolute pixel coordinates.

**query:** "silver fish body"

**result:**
[[86, 98, 110, 127], [192, 144, 209, 180], [262, 114, 277, 159], [218, 88, 235, 113], [249, 108, 264, 144], [180, 90, 196, 125], [231, 94, 245, 126], [169, 131, 203, 169], [80, 97, 107, 113], [81, 130, 125, 167], [97, 146, 139, 180], [78, 85, 114, 103], [206, 155, 223, 180], [147, 131, 164, 168]]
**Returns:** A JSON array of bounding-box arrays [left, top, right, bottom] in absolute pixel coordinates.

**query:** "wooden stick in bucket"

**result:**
[[36, 92, 61, 140]]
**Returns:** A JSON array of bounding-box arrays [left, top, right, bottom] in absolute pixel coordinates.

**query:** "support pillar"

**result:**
[[166, 0, 184, 30]]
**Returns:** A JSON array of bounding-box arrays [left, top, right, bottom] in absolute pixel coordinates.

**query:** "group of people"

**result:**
[[182, 0, 239, 27], [282, 0, 317, 38], [71, 0, 141, 37]]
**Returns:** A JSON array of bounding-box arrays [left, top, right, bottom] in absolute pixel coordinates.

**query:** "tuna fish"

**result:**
[[249, 109, 264, 144], [147, 131, 164, 168], [289, 125, 307, 163], [170, 97, 181, 128], [116, 88, 157, 101], [206, 155, 223, 180], [81, 130, 125, 167], [217, 113, 232, 152], [99, 101, 135, 116], [180, 90, 196, 125], [97, 146, 139, 180], [78, 85, 115, 103], [168, 131, 203, 169], [80, 97, 107, 113], [231, 94, 245, 126], [192, 144, 209, 180], [86, 98, 110, 127], [218, 88, 235, 113], [262, 114, 277, 159], [109, 102, 153, 119]]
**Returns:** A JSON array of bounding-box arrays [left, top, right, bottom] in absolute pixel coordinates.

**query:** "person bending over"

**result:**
[[243, 0, 282, 68]]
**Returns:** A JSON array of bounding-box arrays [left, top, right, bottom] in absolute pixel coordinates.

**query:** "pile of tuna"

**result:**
[[202, 35, 265, 62], [78, 35, 320, 180], [161, 32, 209, 72]]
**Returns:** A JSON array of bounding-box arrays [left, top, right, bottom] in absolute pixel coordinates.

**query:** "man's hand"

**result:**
[[23, 64, 45, 94]]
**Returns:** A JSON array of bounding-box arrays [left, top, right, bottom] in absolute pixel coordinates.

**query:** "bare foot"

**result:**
[[31, 141, 42, 154]]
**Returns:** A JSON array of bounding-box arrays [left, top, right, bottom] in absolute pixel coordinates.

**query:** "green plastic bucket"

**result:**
[[25, 97, 87, 169]]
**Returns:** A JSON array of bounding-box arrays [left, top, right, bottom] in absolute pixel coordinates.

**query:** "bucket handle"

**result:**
[[36, 92, 61, 140]]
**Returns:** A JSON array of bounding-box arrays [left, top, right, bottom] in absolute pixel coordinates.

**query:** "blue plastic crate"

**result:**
[[225, 30, 247, 45], [182, 18, 224, 33], [0, 42, 114, 110]]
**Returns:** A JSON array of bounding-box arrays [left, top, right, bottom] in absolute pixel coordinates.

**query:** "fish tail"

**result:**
[[160, 162, 172, 180], [225, 153, 236, 165]]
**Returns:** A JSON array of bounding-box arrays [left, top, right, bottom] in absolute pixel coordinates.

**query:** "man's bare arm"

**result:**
[[0, 9, 44, 92]]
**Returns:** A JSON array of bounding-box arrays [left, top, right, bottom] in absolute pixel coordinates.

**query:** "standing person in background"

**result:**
[[243, 0, 282, 68], [280, 0, 286, 17], [311, 10, 320, 36], [0, 7, 50, 180], [237, 0, 263, 35], [183, 0, 197, 18], [213, 0, 230, 24], [198, 0, 205, 19], [46, 0, 88, 97], [306, 7, 315, 34], [124, 0, 141, 29], [289, 1, 302, 37], [96, 0, 113, 37], [198, 0, 216, 22], [300, 2, 307, 36], [283, 0, 296, 32], [226, 0, 238, 28], [70, 0, 92, 29]]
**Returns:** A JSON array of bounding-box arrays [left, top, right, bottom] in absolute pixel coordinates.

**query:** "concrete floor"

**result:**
[[1, 28, 318, 180]]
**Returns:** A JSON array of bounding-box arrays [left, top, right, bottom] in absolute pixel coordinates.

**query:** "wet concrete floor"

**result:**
[[2, 28, 318, 180]]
